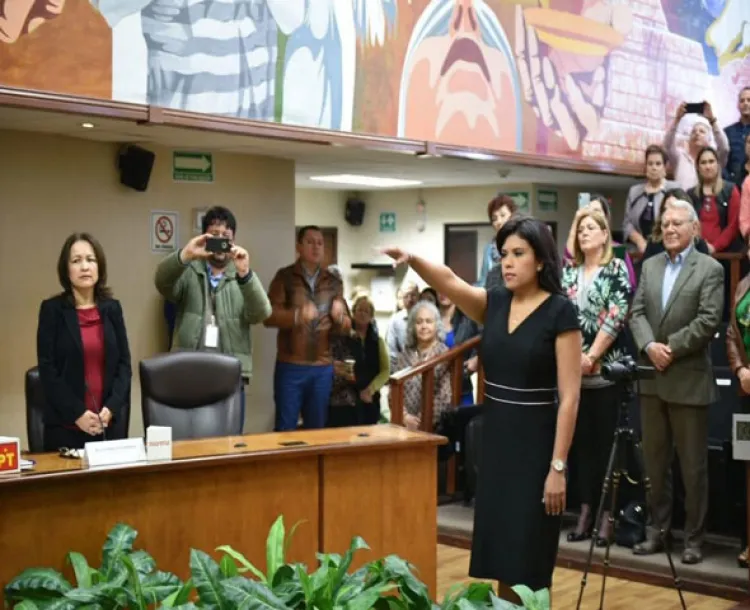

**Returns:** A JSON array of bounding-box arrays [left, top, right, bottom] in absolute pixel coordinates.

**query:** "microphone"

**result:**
[[85, 382, 107, 441]]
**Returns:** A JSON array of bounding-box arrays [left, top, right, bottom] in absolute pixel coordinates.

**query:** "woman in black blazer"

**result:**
[[37, 233, 132, 451]]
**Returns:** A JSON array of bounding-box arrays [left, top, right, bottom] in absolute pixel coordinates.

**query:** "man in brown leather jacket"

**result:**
[[264, 226, 351, 430]]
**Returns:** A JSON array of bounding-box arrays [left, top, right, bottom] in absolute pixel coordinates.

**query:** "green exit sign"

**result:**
[[379, 212, 396, 233], [173, 151, 214, 183]]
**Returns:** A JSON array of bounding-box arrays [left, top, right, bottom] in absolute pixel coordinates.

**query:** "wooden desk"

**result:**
[[0, 425, 445, 598]]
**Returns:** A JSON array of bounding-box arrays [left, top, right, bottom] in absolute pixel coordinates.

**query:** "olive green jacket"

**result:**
[[155, 251, 272, 379]]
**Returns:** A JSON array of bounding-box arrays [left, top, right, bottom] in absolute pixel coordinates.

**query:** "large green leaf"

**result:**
[[510, 585, 547, 610], [129, 551, 157, 576], [382, 556, 430, 608], [5, 568, 73, 602], [331, 537, 369, 599], [119, 555, 145, 610], [14, 601, 40, 610], [65, 553, 92, 589], [101, 525, 137, 581], [342, 583, 396, 610], [63, 582, 128, 609], [189, 550, 228, 610], [281, 520, 305, 559], [265, 517, 285, 582], [161, 579, 193, 609], [219, 577, 288, 610], [295, 564, 313, 605], [215, 546, 266, 583], [141, 572, 182, 606]]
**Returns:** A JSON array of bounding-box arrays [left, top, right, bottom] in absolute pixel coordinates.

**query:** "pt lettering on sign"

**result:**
[[0, 442, 18, 471]]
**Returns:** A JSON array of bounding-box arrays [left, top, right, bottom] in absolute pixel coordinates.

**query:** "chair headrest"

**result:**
[[139, 352, 241, 408]]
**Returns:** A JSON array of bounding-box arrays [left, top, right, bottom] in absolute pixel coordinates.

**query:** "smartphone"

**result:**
[[685, 101, 706, 114], [205, 236, 231, 253], [612, 244, 626, 260], [578, 192, 590, 209]]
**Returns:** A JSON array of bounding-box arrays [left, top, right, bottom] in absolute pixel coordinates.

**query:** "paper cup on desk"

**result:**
[[146, 426, 172, 461]]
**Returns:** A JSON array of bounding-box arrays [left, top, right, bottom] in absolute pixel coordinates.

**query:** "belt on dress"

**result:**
[[484, 380, 557, 406]]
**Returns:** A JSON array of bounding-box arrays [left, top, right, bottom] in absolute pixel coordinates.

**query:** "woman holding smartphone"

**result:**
[[37, 233, 132, 451]]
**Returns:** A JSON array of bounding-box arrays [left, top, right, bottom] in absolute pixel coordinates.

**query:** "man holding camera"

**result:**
[[155, 206, 272, 429], [629, 199, 724, 564], [264, 225, 351, 431]]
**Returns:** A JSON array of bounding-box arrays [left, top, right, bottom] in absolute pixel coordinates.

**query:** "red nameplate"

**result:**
[[0, 441, 19, 472]]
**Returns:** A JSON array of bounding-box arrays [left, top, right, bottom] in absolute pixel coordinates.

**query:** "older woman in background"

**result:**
[[37, 233, 132, 451], [562, 210, 632, 545], [395, 300, 453, 430]]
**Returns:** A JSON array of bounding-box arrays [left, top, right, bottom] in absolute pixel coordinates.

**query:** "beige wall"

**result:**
[[0, 130, 296, 446]]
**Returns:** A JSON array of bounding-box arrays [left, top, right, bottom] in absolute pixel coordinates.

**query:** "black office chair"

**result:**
[[24, 367, 45, 453], [25, 367, 131, 450], [139, 352, 243, 440]]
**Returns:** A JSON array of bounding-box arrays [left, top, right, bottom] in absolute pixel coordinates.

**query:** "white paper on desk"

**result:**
[[146, 426, 173, 461]]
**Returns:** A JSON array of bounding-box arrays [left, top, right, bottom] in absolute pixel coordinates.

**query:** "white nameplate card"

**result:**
[[733, 414, 750, 461], [146, 426, 173, 461], [0, 436, 21, 474], [84, 438, 147, 469]]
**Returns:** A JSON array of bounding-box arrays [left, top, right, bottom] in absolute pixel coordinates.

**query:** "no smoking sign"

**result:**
[[150, 211, 179, 253]]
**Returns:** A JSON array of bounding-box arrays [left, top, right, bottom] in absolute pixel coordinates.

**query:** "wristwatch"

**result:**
[[551, 459, 566, 473]]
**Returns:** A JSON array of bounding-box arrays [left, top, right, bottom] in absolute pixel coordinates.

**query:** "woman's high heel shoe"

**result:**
[[567, 508, 592, 542]]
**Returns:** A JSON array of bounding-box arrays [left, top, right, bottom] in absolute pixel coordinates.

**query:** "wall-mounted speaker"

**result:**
[[345, 197, 365, 226], [118, 144, 155, 192]]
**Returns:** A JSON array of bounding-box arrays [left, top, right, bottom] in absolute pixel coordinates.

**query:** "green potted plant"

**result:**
[[4, 518, 549, 610]]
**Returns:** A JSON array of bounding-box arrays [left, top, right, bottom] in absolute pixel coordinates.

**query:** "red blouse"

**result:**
[[698, 187, 740, 252], [78, 307, 105, 413]]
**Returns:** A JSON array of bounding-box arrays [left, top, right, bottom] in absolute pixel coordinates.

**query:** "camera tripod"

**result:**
[[575, 380, 686, 610]]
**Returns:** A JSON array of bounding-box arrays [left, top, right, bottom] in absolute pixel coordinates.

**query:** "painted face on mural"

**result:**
[[399, 0, 519, 150]]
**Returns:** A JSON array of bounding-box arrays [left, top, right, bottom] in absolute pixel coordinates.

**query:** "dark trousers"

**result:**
[[328, 400, 380, 427], [571, 384, 620, 509], [274, 361, 334, 431], [640, 396, 709, 548]]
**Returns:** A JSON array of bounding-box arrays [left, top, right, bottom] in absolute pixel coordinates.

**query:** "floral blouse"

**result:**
[[395, 342, 453, 426], [561, 257, 632, 374]]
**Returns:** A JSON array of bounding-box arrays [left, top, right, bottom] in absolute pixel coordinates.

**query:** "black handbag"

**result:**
[[615, 501, 646, 548]]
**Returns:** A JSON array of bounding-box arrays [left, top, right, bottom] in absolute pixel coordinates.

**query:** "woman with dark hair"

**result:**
[[688, 146, 741, 254], [419, 287, 438, 305], [478, 194, 517, 287], [564, 193, 636, 290], [382, 216, 581, 594], [623, 144, 678, 256], [37, 233, 132, 451], [329, 295, 390, 427]]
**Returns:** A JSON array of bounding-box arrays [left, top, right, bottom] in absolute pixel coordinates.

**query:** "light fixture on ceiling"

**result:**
[[81, 122, 95, 129], [308, 174, 422, 188]]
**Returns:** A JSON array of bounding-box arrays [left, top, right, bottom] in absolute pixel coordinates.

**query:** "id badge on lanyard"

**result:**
[[205, 314, 219, 348]]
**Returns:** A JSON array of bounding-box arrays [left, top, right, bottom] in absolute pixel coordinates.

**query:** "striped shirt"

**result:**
[[95, 0, 278, 119]]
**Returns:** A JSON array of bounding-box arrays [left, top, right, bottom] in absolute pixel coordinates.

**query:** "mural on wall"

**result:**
[[1, 0, 750, 166]]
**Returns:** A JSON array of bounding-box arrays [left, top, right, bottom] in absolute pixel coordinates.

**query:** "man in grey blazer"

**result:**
[[629, 199, 724, 565]]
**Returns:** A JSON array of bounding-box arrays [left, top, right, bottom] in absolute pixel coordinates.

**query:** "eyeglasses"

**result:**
[[58, 447, 83, 459]]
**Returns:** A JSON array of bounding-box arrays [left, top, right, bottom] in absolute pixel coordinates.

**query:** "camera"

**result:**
[[601, 356, 639, 383]]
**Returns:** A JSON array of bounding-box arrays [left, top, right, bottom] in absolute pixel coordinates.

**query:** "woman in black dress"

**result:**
[[383, 216, 581, 594]]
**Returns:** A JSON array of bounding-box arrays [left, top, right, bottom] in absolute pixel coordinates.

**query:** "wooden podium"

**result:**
[[0, 426, 445, 598]]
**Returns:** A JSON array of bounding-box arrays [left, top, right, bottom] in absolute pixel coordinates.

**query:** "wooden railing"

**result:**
[[388, 336, 484, 430], [714, 252, 744, 299]]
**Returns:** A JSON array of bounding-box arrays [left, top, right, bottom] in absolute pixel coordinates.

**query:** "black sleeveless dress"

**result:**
[[469, 288, 579, 590]]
